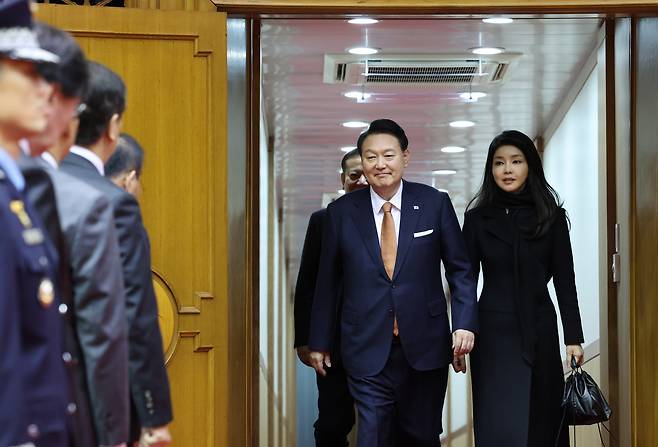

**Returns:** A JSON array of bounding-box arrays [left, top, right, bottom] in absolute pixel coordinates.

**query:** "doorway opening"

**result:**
[[241, 13, 619, 446]]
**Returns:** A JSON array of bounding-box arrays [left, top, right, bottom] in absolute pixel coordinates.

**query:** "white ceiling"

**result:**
[[260, 16, 602, 275]]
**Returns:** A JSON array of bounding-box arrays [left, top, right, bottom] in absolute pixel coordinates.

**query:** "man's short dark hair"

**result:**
[[105, 133, 144, 179], [34, 22, 88, 99], [356, 119, 409, 155], [340, 148, 360, 173], [75, 61, 125, 147]]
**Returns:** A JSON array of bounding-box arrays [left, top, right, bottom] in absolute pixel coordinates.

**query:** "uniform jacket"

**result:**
[[0, 165, 68, 446], [308, 181, 478, 378], [61, 152, 173, 440]]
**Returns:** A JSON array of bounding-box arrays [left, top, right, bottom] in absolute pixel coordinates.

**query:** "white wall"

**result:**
[[543, 60, 602, 355]]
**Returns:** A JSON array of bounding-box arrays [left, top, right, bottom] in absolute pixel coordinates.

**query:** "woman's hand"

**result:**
[[566, 344, 585, 366]]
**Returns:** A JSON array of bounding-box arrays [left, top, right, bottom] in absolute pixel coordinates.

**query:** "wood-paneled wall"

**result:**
[[633, 18, 658, 447], [125, 0, 216, 11], [36, 5, 231, 446]]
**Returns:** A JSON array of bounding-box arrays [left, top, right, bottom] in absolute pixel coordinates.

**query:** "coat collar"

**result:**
[[479, 206, 514, 246]]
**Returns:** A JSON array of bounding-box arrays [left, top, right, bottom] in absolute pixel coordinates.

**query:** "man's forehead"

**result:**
[[345, 156, 362, 169]]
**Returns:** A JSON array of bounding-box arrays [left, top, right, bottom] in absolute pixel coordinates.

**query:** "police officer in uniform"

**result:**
[[0, 1, 70, 446]]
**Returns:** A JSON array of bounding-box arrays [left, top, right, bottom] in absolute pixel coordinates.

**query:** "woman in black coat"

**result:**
[[460, 130, 585, 446]]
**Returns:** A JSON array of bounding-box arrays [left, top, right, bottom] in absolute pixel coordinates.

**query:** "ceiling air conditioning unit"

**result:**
[[323, 53, 521, 86]]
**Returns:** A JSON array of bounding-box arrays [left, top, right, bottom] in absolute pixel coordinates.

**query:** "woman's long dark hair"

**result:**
[[467, 130, 563, 237]]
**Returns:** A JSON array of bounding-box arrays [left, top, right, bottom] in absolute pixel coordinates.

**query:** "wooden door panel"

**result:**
[[36, 6, 228, 446]]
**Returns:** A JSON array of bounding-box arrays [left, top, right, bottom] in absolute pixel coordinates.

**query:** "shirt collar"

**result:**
[[70, 145, 104, 176], [0, 147, 26, 191], [19, 139, 31, 156], [41, 151, 58, 170], [370, 180, 403, 214]]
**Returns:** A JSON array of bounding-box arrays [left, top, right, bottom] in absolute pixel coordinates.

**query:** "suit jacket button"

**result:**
[[27, 424, 39, 438], [58, 303, 68, 315], [62, 352, 72, 364], [391, 284, 396, 288], [67, 403, 77, 415], [387, 309, 394, 316]]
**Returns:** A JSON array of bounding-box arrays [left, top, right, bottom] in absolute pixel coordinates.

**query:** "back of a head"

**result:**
[[75, 61, 125, 148], [34, 22, 88, 100], [356, 119, 409, 154], [105, 133, 144, 179]]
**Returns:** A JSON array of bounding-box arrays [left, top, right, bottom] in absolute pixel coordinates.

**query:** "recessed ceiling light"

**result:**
[[348, 47, 379, 55], [341, 146, 357, 152], [348, 18, 379, 25], [433, 170, 457, 175], [342, 121, 369, 128], [458, 91, 487, 101], [449, 120, 475, 128], [470, 46, 505, 55], [441, 146, 466, 153], [344, 91, 372, 100], [482, 17, 514, 24]]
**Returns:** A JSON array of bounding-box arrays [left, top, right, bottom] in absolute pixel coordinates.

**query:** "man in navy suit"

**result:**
[[308, 119, 478, 446]]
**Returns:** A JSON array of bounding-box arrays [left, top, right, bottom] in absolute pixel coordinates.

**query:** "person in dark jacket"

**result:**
[[0, 1, 70, 446], [60, 61, 173, 447], [294, 148, 367, 446], [461, 130, 585, 447], [21, 23, 130, 447]]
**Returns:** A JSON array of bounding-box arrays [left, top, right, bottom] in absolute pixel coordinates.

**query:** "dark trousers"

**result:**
[[314, 359, 355, 447], [347, 340, 448, 447], [33, 431, 68, 447]]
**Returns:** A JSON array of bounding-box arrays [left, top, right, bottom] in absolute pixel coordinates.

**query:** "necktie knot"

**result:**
[[382, 202, 393, 213]]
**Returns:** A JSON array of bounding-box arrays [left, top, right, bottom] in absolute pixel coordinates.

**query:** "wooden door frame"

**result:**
[[214, 0, 658, 14], [230, 2, 646, 446]]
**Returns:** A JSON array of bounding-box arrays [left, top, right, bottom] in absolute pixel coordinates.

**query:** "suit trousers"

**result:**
[[347, 339, 448, 447], [314, 359, 355, 447]]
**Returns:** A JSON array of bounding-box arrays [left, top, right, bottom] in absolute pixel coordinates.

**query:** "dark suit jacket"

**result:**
[[61, 152, 173, 440], [0, 166, 68, 446], [21, 156, 130, 446], [308, 181, 478, 378], [293, 208, 325, 348]]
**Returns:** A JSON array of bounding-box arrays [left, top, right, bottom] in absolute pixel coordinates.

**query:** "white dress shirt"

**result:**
[[40, 152, 58, 170], [370, 181, 403, 244], [70, 145, 104, 176]]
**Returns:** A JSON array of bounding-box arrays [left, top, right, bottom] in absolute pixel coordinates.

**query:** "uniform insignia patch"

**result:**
[[23, 228, 44, 245], [10, 200, 32, 228], [38, 278, 55, 308]]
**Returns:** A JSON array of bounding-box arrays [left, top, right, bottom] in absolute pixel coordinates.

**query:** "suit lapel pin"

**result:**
[[413, 205, 420, 210]]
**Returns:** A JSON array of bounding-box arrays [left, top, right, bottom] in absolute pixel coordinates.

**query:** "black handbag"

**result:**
[[562, 356, 612, 425], [556, 357, 613, 446]]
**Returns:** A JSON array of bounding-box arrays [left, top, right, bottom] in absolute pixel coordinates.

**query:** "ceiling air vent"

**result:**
[[324, 53, 521, 86]]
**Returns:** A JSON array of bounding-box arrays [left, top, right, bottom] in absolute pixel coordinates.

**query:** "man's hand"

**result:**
[[309, 351, 331, 377], [296, 345, 312, 367], [566, 344, 585, 366], [452, 355, 467, 373], [138, 425, 172, 447], [452, 329, 475, 356]]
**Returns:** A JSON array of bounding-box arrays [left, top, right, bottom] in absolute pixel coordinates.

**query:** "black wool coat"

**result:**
[[462, 205, 584, 447]]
